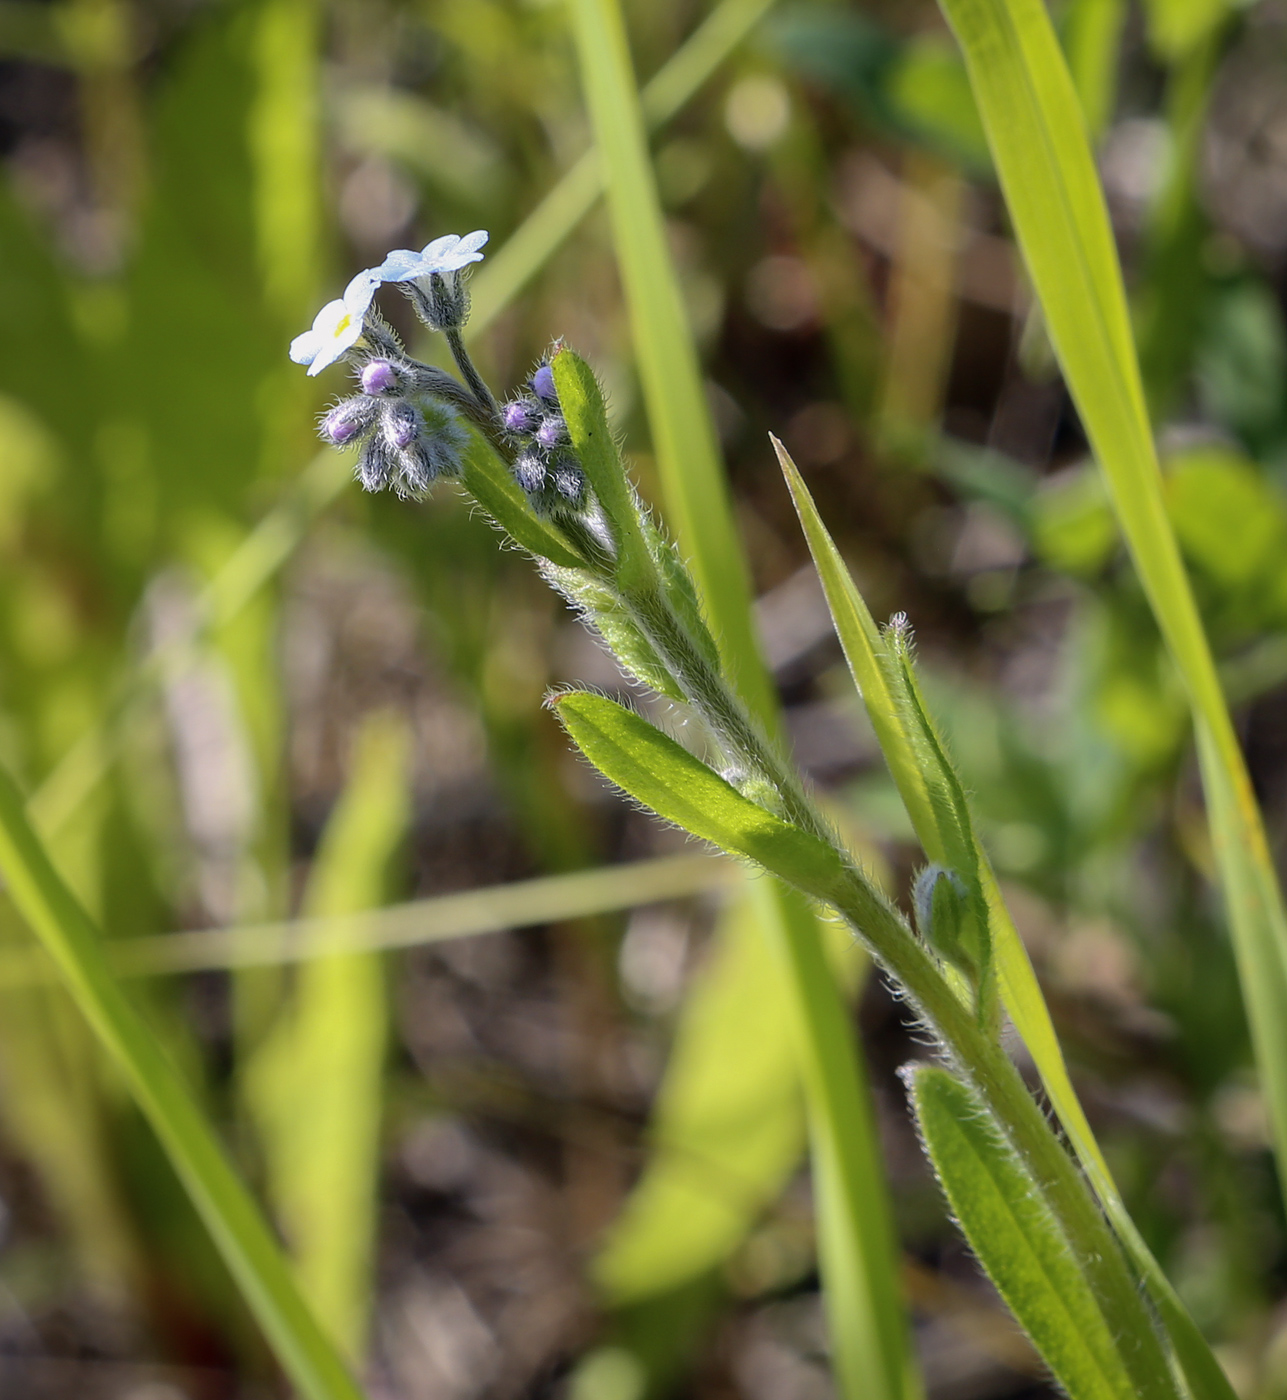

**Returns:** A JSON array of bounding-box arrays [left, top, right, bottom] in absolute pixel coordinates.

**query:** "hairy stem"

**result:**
[[445, 327, 500, 420], [617, 565, 1180, 1400]]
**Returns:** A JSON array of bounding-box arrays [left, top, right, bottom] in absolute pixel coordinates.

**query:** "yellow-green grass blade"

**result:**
[[778, 439, 1237, 1400], [468, 0, 779, 338], [939, 0, 1287, 1216], [566, 0, 772, 721], [249, 714, 410, 1360], [0, 760, 366, 1400], [594, 883, 810, 1301], [564, 5, 918, 1397], [0, 852, 738, 988]]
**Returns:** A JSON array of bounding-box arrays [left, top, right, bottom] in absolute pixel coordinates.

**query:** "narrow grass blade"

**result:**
[[248, 714, 411, 1359], [468, 0, 779, 337], [778, 439, 1237, 1400], [594, 883, 810, 1300], [937, 0, 1283, 1388], [909, 1067, 1137, 1400], [565, 6, 917, 1397], [0, 852, 738, 988], [0, 761, 366, 1400], [566, 0, 772, 720]]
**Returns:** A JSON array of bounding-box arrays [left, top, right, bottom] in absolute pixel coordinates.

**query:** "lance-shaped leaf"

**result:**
[[461, 432, 585, 569], [909, 1066, 1137, 1400], [550, 691, 850, 904]]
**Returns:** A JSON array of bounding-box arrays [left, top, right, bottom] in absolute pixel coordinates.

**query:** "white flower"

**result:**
[[289, 270, 381, 376], [375, 230, 489, 284]]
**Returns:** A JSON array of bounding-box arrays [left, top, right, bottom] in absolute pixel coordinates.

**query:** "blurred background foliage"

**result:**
[[1, 0, 1287, 1394]]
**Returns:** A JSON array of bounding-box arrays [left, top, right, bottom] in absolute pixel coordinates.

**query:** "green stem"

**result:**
[[827, 869, 1180, 1400], [445, 326, 499, 420], [620, 567, 1180, 1400]]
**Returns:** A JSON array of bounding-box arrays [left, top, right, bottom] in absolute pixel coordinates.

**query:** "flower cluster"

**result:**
[[320, 344, 468, 498], [501, 362, 586, 510], [289, 229, 587, 514]]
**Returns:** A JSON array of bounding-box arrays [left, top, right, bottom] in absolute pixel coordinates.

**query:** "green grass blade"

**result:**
[[0, 761, 366, 1400], [566, 0, 772, 720], [909, 1067, 1137, 1400], [779, 439, 1237, 1400], [938, 0, 1287, 1350], [593, 883, 810, 1301], [565, 6, 917, 1396], [248, 714, 411, 1360], [0, 852, 738, 987], [468, 0, 778, 338]]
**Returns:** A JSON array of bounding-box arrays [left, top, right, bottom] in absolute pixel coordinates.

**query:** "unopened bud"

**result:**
[[361, 359, 398, 395], [532, 364, 558, 403], [384, 400, 421, 451], [513, 450, 546, 494], [503, 398, 540, 434], [357, 436, 396, 492], [322, 397, 376, 446], [550, 456, 586, 507], [536, 414, 567, 448]]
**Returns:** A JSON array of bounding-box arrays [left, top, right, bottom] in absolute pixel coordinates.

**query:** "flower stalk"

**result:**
[[290, 230, 1182, 1399]]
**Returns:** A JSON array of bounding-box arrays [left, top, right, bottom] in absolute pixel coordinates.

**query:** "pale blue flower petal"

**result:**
[[417, 234, 458, 264], [342, 268, 381, 315], [374, 230, 490, 284], [375, 248, 426, 282]]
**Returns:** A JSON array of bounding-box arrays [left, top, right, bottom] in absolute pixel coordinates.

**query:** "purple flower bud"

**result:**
[[323, 401, 371, 446], [536, 414, 566, 449], [503, 398, 539, 434], [361, 359, 398, 394], [384, 401, 420, 451], [532, 364, 558, 403]]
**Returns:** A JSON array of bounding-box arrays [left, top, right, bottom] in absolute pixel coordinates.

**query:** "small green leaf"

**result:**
[[542, 564, 685, 700], [460, 432, 586, 570], [910, 1067, 1136, 1400], [551, 349, 652, 589], [775, 439, 938, 845], [550, 692, 849, 903]]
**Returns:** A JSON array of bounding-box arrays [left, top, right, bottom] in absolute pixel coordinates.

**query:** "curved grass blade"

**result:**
[[935, 2, 1280, 1394], [936, 0, 1287, 1196], [909, 1067, 1137, 1400], [468, 0, 779, 337], [248, 713, 411, 1359], [0, 761, 366, 1400]]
